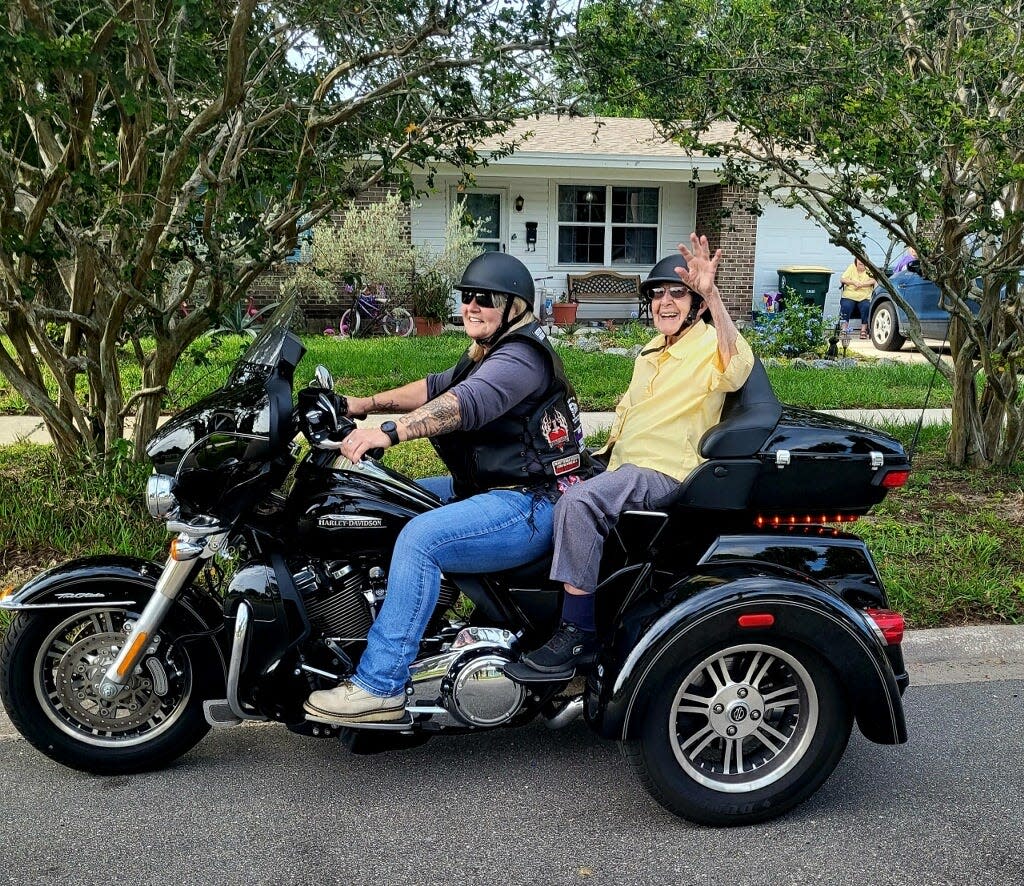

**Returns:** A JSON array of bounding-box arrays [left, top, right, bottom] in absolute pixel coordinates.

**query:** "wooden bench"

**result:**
[[567, 270, 646, 323]]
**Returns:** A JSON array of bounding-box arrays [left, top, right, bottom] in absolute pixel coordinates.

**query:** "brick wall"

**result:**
[[694, 184, 758, 320]]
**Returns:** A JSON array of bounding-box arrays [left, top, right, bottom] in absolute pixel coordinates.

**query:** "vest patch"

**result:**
[[551, 453, 581, 476], [541, 408, 571, 450]]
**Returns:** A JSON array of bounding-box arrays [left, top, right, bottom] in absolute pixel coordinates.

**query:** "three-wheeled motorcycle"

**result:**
[[0, 300, 911, 825]]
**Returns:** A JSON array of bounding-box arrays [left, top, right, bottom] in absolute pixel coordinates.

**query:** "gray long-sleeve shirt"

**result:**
[[426, 342, 549, 431]]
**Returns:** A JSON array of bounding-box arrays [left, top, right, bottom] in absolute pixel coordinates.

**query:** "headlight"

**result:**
[[145, 474, 178, 519]]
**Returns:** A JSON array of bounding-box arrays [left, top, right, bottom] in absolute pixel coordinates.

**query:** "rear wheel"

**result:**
[[339, 308, 361, 338], [621, 640, 851, 826], [383, 307, 414, 337], [870, 301, 906, 351], [0, 608, 210, 774]]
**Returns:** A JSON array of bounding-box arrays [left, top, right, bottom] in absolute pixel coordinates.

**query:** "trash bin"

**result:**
[[777, 266, 833, 310]]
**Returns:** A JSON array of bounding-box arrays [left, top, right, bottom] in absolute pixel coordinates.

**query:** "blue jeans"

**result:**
[[353, 477, 555, 697]]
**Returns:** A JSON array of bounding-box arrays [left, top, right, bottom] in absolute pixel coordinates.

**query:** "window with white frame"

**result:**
[[557, 185, 659, 266]]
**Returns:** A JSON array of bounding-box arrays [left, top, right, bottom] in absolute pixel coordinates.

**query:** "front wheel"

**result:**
[[870, 301, 906, 351], [621, 640, 851, 826], [0, 608, 210, 774], [382, 307, 414, 337]]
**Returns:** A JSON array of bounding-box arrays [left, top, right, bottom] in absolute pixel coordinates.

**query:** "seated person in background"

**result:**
[[890, 247, 918, 274], [840, 257, 876, 339], [513, 234, 755, 679]]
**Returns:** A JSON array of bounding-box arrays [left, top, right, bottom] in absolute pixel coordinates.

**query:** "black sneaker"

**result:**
[[520, 622, 598, 676]]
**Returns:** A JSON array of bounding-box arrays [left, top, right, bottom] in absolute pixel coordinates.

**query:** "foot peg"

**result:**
[[502, 661, 578, 684], [203, 699, 243, 728]]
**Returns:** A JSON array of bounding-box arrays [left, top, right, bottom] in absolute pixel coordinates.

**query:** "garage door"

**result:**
[[753, 202, 892, 317]]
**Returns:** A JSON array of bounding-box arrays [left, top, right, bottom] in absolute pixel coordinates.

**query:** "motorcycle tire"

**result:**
[[0, 608, 211, 774], [339, 309, 361, 339], [621, 638, 852, 826], [382, 307, 414, 337]]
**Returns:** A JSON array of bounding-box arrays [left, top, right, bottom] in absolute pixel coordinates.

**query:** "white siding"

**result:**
[[753, 202, 893, 316], [412, 174, 696, 315]]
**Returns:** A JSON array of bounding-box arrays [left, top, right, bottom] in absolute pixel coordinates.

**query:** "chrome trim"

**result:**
[[98, 555, 195, 695], [406, 627, 522, 728], [299, 663, 344, 680], [544, 696, 584, 730], [227, 602, 266, 721], [0, 599, 137, 611], [145, 474, 177, 519]]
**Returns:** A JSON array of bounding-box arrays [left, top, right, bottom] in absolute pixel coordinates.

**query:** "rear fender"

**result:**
[[587, 564, 907, 746], [1, 556, 228, 691]]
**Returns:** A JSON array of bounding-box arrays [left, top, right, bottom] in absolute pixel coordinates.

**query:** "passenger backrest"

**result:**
[[698, 358, 782, 459]]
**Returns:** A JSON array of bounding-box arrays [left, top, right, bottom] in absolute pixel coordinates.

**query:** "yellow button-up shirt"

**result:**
[[598, 320, 755, 481]]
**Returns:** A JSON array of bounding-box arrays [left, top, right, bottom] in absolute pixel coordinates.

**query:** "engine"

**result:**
[[406, 627, 526, 728], [291, 560, 459, 642]]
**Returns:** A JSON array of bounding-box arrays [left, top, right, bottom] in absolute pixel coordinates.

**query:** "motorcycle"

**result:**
[[0, 299, 911, 826]]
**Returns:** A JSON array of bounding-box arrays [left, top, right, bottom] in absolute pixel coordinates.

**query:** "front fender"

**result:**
[[587, 564, 907, 746], [1, 555, 228, 688]]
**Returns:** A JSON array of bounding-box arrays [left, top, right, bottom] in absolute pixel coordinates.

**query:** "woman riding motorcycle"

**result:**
[[304, 252, 594, 725]]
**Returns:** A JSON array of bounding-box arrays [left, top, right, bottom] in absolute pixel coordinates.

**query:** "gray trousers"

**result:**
[[550, 464, 678, 594]]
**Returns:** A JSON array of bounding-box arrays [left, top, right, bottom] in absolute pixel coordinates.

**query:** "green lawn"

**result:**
[[0, 332, 954, 414]]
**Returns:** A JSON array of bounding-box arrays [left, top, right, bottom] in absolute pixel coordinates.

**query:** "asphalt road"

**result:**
[[1, 633, 1023, 886]]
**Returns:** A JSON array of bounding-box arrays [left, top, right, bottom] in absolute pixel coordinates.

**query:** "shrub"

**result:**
[[744, 294, 833, 358]]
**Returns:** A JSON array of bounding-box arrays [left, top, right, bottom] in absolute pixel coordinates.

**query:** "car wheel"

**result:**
[[870, 301, 906, 351], [621, 640, 852, 826]]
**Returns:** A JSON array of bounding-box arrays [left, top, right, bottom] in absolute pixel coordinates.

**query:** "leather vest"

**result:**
[[430, 322, 594, 498]]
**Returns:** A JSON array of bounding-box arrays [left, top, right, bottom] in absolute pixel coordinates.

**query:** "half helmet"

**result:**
[[640, 254, 691, 298], [456, 252, 535, 304]]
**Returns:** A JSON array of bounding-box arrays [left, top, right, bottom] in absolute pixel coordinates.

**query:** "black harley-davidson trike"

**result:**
[[0, 300, 911, 825]]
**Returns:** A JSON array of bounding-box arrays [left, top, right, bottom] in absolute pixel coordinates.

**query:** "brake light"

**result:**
[[754, 513, 859, 528], [881, 470, 910, 488], [865, 608, 905, 645], [738, 613, 775, 628]]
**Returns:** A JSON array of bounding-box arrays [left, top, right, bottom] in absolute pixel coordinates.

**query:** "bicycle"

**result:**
[[338, 288, 414, 338]]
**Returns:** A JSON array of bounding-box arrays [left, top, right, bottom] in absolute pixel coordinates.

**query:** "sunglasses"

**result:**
[[460, 290, 508, 309], [644, 285, 695, 302]]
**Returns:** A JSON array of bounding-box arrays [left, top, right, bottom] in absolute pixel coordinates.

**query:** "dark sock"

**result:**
[[561, 592, 596, 633]]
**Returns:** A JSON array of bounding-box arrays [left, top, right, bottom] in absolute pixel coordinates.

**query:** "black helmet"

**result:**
[[456, 252, 535, 304], [640, 254, 690, 298]]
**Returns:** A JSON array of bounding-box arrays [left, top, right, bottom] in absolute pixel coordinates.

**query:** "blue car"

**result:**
[[867, 261, 994, 351], [868, 262, 959, 351]]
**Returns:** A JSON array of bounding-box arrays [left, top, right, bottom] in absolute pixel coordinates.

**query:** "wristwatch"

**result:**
[[379, 421, 401, 447]]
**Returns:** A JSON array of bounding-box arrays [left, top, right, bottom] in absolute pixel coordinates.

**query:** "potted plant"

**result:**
[[411, 269, 451, 336], [551, 291, 578, 326]]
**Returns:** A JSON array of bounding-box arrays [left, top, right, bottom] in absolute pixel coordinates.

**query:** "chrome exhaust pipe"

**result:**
[[544, 696, 584, 730]]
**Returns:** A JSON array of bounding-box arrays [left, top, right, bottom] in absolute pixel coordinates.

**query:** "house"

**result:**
[[410, 115, 894, 322]]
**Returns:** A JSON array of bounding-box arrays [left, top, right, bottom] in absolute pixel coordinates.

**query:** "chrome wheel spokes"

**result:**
[[668, 644, 818, 793], [33, 608, 192, 748]]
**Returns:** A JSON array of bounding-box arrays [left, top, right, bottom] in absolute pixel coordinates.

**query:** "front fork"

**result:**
[[97, 527, 228, 699]]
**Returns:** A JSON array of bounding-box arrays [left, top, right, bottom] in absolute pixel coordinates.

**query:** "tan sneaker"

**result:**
[[303, 681, 406, 724]]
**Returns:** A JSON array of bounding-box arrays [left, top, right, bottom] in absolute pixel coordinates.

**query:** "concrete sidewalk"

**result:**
[[0, 624, 1021, 740], [0, 407, 953, 446]]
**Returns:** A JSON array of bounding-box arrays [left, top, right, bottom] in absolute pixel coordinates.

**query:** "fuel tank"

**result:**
[[287, 455, 440, 558]]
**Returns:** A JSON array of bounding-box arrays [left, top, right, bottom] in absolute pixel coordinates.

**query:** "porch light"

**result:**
[[514, 194, 525, 212]]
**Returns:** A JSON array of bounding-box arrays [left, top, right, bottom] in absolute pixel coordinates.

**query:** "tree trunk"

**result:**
[[131, 340, 182, 460]]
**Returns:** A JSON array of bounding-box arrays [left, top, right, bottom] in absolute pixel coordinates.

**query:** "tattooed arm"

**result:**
[[335, 391, 462, 463], [344, 379, 428, 418], [397, 392, 462, 439]]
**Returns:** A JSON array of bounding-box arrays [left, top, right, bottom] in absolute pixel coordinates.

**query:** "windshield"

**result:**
[[227, 295, 297, 387]]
